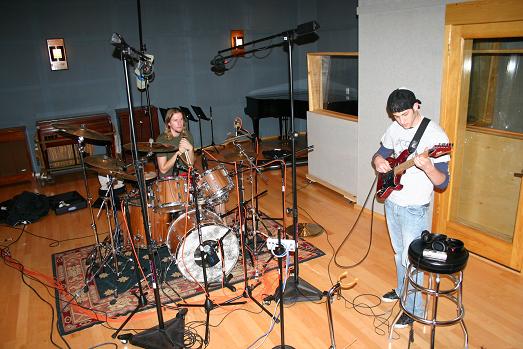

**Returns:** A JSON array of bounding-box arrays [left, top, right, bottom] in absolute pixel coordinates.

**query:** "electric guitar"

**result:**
[[376, 143, 453, 201]]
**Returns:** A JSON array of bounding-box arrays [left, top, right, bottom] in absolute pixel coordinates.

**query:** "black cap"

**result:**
[[387, 88, 421, 113]]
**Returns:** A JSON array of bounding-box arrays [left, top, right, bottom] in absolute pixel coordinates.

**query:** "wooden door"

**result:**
[[435, 1, 523, 271]]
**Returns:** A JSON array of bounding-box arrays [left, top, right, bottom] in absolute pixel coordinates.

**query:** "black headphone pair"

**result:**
[[421, 230, 464, 253]]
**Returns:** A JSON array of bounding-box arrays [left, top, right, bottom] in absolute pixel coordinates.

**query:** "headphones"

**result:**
[[421, 230, 464, 253]]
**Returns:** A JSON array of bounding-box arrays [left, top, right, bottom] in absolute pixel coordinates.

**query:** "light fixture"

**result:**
[[230, 30, 245, 57], [47, 38, 68, 71]]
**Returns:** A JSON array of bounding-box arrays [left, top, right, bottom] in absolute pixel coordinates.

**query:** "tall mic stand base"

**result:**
[[273, 345, 295, 349], [128, 308, 188, 349], [274, 275, 323, 304]]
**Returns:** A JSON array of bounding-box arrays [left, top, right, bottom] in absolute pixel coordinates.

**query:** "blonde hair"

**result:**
[[164, 108, 187, 140]]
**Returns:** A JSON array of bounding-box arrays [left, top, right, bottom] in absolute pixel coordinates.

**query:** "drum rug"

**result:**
[[52, 219, 325, 335]]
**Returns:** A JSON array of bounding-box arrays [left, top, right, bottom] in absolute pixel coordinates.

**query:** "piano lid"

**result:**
[[246, 80, 308, 100]]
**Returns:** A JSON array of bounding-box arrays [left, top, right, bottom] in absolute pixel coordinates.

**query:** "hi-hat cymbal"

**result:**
[[84, 155, 125, 171], [123, 142, 177, 153], [52, 123, 112, 143]]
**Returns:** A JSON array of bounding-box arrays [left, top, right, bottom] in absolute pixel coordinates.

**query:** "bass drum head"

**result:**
[[166, 209, 239, 283]]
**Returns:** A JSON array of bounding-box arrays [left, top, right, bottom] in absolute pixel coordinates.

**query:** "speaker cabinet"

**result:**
[[0, 127, 33, 185]]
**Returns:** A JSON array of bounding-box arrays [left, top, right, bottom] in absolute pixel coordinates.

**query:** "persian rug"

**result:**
[[52, 219, 325, 335]]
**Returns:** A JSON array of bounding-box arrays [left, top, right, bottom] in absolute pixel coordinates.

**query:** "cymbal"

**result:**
[[91, 167, 157, 182], [84, 155, 125, 172], [285, 223, 325, 237], [123, 142, 177, 153], [53, 123, 112, 143]]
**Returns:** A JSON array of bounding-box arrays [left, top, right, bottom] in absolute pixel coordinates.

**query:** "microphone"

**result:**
[[295, 21, 320, 35], [210, 55, 228, 76], [201, 153, 209, 171]]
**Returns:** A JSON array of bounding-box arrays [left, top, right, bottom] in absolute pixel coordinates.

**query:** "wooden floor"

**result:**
[[1, 164, 522, 349]]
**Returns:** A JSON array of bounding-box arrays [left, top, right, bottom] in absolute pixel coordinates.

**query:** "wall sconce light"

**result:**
[[230, 30, 245, 57], [47, 38, 68, 71]]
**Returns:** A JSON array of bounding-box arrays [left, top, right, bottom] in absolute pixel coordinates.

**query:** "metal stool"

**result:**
[[389, 237, 469, 348]]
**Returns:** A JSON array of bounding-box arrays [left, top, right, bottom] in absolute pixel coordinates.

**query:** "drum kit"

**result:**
[[52, 123, 262, 293]]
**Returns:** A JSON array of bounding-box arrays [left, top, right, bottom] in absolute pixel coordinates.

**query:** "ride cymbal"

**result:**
[[84, 155, 125, 172], [123, 142, 177, 153], [52, 123, 112, 143]]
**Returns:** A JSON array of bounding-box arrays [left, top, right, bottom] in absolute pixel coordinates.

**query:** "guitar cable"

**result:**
[[333, 174, 378, 269]]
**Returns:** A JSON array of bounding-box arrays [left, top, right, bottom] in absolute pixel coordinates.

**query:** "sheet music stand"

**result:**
[[192, 105, 218, 152]]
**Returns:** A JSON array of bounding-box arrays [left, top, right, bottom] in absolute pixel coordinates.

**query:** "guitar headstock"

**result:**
[[428, 143, 453, 158]]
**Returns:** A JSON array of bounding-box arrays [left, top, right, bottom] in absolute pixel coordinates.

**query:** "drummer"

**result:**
[[156, 108, 195, 176]]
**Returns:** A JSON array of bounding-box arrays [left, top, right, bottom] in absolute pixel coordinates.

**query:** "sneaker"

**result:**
[[381, 289, 400, 303], [394, 313, 414, 329]]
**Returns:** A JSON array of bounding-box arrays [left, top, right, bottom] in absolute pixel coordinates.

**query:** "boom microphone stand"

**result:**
[[177, 167, 246, 345], [111, 33, 185, 348], [210, 22, 322, 304]]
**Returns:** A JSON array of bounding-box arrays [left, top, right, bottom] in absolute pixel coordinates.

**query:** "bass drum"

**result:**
[[166, 209, 239, 283], [126, 197, 171, 249]]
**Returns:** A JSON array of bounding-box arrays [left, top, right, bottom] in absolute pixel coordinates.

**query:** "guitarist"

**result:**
[[372, 88, 450, 328]]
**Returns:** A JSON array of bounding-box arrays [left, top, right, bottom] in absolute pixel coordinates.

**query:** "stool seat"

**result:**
[[408, 238, 469, 274]]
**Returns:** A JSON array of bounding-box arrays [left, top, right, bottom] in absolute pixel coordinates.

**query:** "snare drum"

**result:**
[[166, 209, 239, 283], [125, 197, 170, 248], [197, 165, 234, 206], [152, 176, 192, 213]]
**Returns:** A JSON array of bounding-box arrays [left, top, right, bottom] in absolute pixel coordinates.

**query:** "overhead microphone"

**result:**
[[294, 21, 320, 35]]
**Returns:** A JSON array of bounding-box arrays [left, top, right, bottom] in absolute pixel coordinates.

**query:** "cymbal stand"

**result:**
[[219, 158, 276, 321], [177, 167, 246, 345], [77, 137, 104, 274], [87, 175, 127, 299]]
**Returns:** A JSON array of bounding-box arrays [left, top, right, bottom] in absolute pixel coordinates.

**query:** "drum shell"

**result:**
[[126, 198, 170, 248], [197, 165, 234, 205], [153, 176, 192, 213]]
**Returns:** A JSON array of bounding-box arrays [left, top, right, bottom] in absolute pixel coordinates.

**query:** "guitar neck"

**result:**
[[393, 150, 429, 175]]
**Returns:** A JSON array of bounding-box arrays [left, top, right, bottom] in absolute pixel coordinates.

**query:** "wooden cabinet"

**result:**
[[35, 114, 115, 179], [116, 106, 160, 160], [0, 127, 33, 185]]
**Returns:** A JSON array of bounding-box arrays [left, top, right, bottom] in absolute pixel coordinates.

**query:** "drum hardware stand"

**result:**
[[113, 198, 153, 340], [111, 33, 186, 348], [219, 160, 276, 321], [177, 167, 246, 346], [74, 136, 110, 282]]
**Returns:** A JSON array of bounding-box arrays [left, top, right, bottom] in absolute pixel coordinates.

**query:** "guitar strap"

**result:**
[[407, 117, 430, 154]]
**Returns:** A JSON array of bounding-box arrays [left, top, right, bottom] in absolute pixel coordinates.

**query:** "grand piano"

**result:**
[[244, 90, 309, 138], [244, 89, 358, 138]]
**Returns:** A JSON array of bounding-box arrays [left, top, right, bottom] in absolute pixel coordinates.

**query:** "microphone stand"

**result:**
[[176, 167, 246, 346], [115, 43, 185, 349], [277, 29, 322, 305]]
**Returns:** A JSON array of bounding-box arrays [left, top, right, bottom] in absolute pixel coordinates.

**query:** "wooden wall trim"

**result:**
[[445, 0, 523, 26]]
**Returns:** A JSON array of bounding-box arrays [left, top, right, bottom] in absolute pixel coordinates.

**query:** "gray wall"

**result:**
[[357, 0, 449, 213], [3, 0, 360, 172]]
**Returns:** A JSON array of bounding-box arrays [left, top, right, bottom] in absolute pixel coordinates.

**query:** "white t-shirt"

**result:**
[[380, 117, 450, 206]]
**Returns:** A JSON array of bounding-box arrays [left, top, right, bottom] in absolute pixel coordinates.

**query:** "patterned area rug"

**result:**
[[52, 219, 325, 335]]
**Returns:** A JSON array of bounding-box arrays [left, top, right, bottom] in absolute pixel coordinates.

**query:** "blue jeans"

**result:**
[[385, 200, 429, 317]]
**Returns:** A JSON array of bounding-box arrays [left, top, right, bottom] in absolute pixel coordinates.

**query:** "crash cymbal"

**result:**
[[84, 155, 125, 172], [52, 123, 112, 143], [123, 142, 177, 153], [285, 223, 325, 237]]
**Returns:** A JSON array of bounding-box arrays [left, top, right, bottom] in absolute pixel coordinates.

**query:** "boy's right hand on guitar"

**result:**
[[374, 155, 392, 173]]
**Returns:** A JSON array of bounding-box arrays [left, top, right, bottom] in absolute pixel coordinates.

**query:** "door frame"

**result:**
[[434, 0, 523, 271]]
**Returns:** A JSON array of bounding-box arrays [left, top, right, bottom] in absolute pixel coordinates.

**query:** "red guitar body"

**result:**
[[375, 144, 453, 201], [376, 149, 410, 201]]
